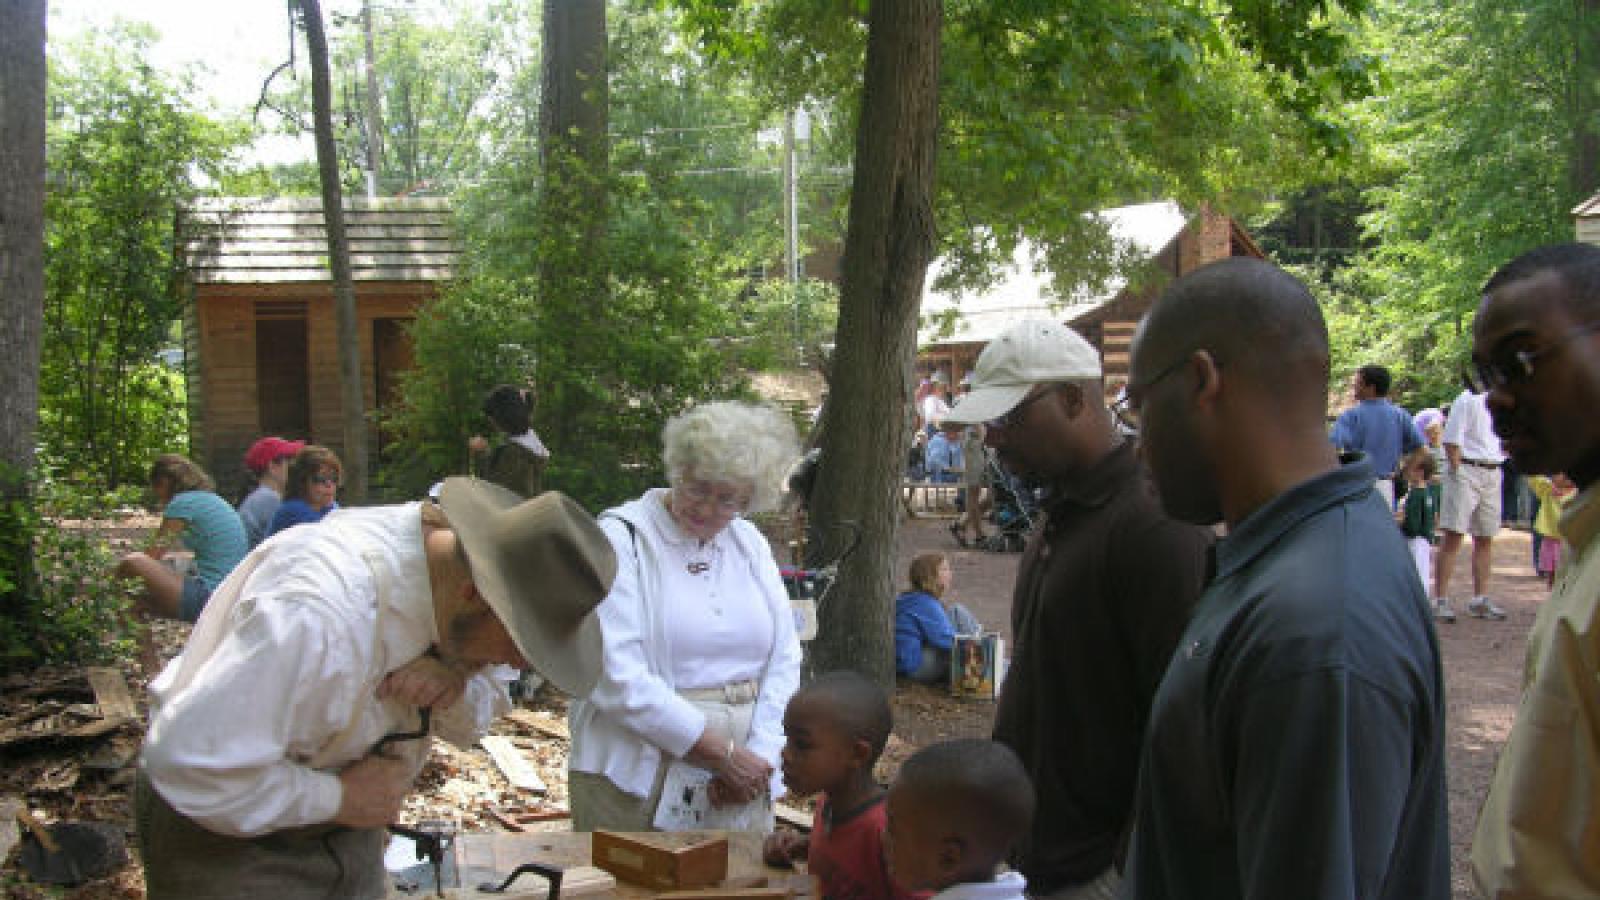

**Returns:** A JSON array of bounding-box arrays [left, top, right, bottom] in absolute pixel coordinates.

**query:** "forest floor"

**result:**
[[1, 506, 1536, 899]]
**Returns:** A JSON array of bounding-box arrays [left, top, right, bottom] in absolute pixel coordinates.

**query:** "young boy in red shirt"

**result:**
[[764, 672, 925, 900]]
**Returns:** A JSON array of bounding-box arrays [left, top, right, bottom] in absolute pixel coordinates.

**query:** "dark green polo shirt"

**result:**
[[1125, 460, 1450, 900]]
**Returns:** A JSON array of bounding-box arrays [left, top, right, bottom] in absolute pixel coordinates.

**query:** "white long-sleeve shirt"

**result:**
[[567, 489, 801, 798], [141, 503, 509, 837]]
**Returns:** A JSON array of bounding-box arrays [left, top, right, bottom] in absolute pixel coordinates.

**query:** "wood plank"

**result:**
[[480, 735, 548, 793], [86, 667, 137, 719], [772, 803, 810, 833]]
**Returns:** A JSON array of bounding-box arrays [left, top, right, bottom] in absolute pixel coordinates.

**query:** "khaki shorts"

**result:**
[[1439, 463, 1501, 537]]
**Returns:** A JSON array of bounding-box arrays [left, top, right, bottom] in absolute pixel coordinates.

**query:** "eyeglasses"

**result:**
[[1469, 321, 1600, 392], [1113, 355, 1191, 433], [310, 473, 341, 487], [675, 479, 750, 514], [984, 385, 1059, 431]]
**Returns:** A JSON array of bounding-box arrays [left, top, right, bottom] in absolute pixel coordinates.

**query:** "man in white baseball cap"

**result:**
[[944, 319, 1211, 900]]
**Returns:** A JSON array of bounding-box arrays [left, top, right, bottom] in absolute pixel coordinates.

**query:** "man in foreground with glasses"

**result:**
[[942, 319, 1210, 900], [1121, 258, 1449, 900], [1470, 242, 1600, 898]]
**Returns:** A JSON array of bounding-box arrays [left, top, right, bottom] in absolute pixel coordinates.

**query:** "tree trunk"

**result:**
[[299, 0, 369, 501], [806, 0, 941, 687], [537, 0, 608, 456], [0, 0, 48, 612], [1573, 0, 1600, 202]]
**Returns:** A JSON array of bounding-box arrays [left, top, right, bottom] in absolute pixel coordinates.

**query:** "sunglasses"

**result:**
[[310, 473, 341, 487]]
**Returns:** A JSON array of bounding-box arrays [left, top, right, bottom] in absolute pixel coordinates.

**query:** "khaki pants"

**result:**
[[570, 681, 771, 833], [135, 769, 386, 900]]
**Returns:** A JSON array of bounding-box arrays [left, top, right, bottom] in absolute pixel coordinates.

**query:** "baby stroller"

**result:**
[[978, 457, 1036, 553], [778, 521, 864, 641]]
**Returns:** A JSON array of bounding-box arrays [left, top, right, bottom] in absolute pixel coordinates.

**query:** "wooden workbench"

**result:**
[[389, 830, 806, 900]]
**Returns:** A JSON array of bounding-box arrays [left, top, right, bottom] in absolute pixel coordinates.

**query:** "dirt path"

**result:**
[[888, 512, 1539, 899]]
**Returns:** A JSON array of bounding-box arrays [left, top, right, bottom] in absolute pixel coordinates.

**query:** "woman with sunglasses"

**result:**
[[266, 445, 343, 537], [568, 401, 802, 833]]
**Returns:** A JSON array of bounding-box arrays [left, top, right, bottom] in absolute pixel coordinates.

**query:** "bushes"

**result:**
[[0, 468, 142, 673]]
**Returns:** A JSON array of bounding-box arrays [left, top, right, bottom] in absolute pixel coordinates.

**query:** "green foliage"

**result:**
[[670, 0, 1380, 298], [42, 24, 244, 489], [1304, 0, 1598, 404], [258, 0, 539, 196], [735, 279, 840, 370], [383, 3, 805, 509], [0, 466, 141, 673]]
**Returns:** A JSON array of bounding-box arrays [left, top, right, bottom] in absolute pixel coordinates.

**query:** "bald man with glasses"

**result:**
[[942, 319, 1210, 900]]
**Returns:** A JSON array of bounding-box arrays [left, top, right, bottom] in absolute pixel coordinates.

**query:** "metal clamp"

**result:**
[[479, 860, 564, 898]]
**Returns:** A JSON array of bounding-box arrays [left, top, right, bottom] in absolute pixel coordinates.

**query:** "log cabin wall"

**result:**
[[180, 198, 457, 499]]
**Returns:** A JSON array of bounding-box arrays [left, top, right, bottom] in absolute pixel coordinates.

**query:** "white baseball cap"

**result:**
[[944, 319, 1101, 425]]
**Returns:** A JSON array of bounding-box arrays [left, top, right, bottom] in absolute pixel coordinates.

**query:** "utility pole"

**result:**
[[783, 110, 799, 283], [361, 0, 385, 198]]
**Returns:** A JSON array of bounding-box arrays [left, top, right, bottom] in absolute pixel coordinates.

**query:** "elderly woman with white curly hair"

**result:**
[[568, 401, 803, 832]]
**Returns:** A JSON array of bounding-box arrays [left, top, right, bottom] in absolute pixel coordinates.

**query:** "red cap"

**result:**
[[244, 437, 305, 473]]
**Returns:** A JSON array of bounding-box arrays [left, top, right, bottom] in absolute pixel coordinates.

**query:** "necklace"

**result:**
[[685, 541, 717, 575]]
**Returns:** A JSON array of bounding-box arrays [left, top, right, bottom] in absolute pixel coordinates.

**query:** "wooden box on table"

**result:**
[[591, 831, 728, 891]]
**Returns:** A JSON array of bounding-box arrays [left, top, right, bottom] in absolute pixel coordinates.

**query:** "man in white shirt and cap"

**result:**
[[136, 481, 616, 899]]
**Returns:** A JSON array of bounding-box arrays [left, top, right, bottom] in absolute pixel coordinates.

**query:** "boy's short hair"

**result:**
[[895, 739, 1034, 864], [1357, 365, 1392, 397], [796, 670, 893, 761], [908, 553, 947, 597]]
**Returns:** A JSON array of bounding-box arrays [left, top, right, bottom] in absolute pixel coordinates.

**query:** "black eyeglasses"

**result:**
[[1113, 355, 1191, 432], [311, 473, 341, 487], [1469, 321, 1600, 392], [985, 385, 1059, 431]]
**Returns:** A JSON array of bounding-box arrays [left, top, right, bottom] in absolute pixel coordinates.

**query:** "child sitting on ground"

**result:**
[[763, 671, 925, 900], [884, 739, 1033, 900], [1397, 451, 1441, 592]]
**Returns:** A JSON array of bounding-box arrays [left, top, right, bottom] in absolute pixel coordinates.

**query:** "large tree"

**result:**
[[805, 0, 941, 683], [675, 0, 1378, 677], [298, 0, 370, 501], [0, 0, 47, 612]]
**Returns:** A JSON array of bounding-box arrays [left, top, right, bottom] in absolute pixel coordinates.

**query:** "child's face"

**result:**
[[779, 695, 863, 798], [884, 783, 947, 892]]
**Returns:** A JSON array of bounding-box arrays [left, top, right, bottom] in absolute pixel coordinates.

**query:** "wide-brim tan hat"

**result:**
[[438, 479, 616, 696]]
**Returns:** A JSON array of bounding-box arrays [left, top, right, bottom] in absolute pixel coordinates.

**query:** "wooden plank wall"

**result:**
[[196, 281, 431, 498]]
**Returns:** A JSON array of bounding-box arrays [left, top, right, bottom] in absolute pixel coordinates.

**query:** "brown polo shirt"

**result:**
[[993, 440, 1211, 893]]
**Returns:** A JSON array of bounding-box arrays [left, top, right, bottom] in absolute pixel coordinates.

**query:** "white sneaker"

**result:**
[[1433, 600, 1456, 623], [1468, 596, 1507, 620]]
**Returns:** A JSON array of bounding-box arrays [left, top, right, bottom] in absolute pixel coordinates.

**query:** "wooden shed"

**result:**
[[1576, 192, 1600, 246], [917, 203, 1264, 389], [179, 197, 459, 498]]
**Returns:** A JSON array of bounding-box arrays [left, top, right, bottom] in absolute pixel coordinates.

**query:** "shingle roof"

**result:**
[[180, 196, 459, 284]]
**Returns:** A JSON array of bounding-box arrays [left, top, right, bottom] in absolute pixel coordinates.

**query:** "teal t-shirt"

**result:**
[[163, 490, 249, 589]]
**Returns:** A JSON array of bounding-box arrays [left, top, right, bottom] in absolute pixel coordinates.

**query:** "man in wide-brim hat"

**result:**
[[136, 480, 616, 900]]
